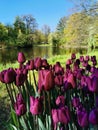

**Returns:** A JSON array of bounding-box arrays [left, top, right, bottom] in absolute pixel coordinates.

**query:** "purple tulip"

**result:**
[[54, 75, 63, 86], [42, 59, 49, 69], [0, 70, 7, 83], [85, 55, 90, 61], [91, 56, 96, 62], [34, 57, 42, 70], [77, 108, 89, 127], [72, 97, 81, 108], [26, 60, 34, 70], [82, 60, 88, 67], [56, 95, 65, 107], [4, 68, 16, 84], [38, 69, 54, 91], [53, 62, 64, 75], [80, 56, 84, 62], [52, 106, 70, 125], [67, 73, 76, 88], [89, 108, 98, 125], [66, 59, 72, 65], [14, 93, 26, 116], [15, 73, 26, 86], [17, 52, 26, 64], [86, 76, 98, 93], [71, 53, 76, 60], [30, 96, 43, 115]]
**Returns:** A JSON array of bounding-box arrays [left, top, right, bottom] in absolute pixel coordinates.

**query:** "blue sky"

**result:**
[[0, 0, 73, 31]]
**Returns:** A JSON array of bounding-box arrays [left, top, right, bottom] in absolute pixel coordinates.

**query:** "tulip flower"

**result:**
[[30, 96, 43, 115], [54, 75, 63, 87], [42, 59, 49, 69], [26, 60, 34, 70], [17, 52, 26, 64], [80, 56, 84, 62], [14, 93, 26, 116], [85, 55, 89, 61], [4, 68, 16, 84], [0, 70, 7, 83], [15, 73, 26, 86], [38, 69, 54, 91], [52, 106, 70, 129], [91, 56, 96, 62], [86, 76, 98, 93], [71, 53, 76, 60], [89, 108, 98, 125], [66, 59, 72, 65], [34, 57, 42, 70], [67, 73, 76, 88], [56, 95, 65, 107], [53, 62, 64, 75], [72, 97, 81, 108], [77, 108, 89, 127]]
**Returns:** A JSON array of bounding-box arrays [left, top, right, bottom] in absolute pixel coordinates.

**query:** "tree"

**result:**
[[14, 16, 26, 34], [56, 16, 68, 33], [41, 24, 51, 44], [22, 14, 38, 34], [64, 12, 90, 45], [0, 23, 8, 45]]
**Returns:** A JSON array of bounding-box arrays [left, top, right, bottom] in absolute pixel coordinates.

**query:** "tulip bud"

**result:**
[[38, 69, 54, 91], [4, 68, 16, 84], [14, 93, 26, 116], [56, 95, 65, 107], [77, 109, 89, 127], [89, 108, 98, 125], [17, 52, 26, 64], [30, 96, 43, 115]]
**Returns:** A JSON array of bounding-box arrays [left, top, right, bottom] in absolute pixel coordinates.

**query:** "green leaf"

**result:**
[[10, 107, 19, 128], [38, 117, 47, 130]]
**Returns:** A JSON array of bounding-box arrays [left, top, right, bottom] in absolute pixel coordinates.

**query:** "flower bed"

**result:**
[[0, 52, 98, 130]]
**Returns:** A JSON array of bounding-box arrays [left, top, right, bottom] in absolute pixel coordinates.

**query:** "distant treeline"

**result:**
[[0, 0, 98, 48]]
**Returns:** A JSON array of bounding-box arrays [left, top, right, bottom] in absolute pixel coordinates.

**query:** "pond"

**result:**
[[0, 45, 88, 64]]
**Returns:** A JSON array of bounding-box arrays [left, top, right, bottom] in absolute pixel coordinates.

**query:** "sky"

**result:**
[[0, 0, 74, 31]]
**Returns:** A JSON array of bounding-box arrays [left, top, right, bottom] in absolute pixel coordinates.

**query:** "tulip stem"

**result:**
[[33, 70, 37, 91], [5, 84, 14, 107]]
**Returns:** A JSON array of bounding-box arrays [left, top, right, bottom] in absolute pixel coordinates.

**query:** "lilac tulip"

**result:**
[[17, 52, 26, 64], [89, 108, 98, 125], [86, 76, 98, 93], [77, 108, 89, 127], [38, 69, 54, 91], [72, 97, 81, 108], [30, 96, 43, 115], [14, 93, 26, 116]]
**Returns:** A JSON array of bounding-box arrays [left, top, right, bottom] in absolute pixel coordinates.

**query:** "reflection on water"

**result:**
[[0, 46, 88, 64]]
